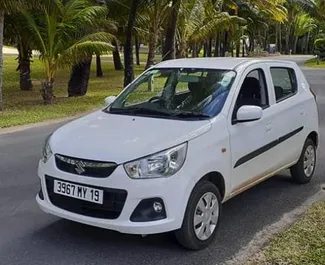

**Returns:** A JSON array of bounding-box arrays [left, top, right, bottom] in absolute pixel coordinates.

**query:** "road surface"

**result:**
[[0, 56, 324, 265]]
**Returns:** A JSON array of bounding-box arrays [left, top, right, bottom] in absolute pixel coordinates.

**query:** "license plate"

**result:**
[[53, 180, 103, 204]]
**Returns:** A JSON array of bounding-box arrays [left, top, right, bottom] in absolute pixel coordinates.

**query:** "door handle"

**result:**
[[266, 123, 272, 132]]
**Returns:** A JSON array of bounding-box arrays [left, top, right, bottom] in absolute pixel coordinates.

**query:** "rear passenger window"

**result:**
[[270, 68, 297, 102]]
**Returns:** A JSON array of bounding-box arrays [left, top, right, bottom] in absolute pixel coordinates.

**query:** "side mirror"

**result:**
[[235, 105, 262, 123], [104, 96, 116, 106]]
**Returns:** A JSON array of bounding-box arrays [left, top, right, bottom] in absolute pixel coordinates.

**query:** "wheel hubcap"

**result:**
[[304, 145, 315, 177], [193, 192, 219, 241]]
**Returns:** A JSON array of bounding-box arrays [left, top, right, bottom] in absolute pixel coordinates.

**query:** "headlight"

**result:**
[[124, 143, 188, 179], [42, 134, 53, 163]]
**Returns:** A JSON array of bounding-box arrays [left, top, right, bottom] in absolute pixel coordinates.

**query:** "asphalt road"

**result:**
[[1, 57, 325, 265]]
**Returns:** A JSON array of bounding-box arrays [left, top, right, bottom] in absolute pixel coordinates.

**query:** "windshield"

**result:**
[[108, 68, 236, 119]]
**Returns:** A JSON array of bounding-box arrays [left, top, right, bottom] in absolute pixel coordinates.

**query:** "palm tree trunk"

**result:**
[[279, 24, 282, 53], [214, 33, 220, 57], [207, 38, 212, 57], [96, 54, 103, 77], [222, 31, 228, 57], [285, 25, 291, 55], [236, 42, 240, 57], [68, 57, 92, 97], [305, 32, 310, 54], [17, 42, 33, 91], [0, 11, 4, 111], [275, 24, 279, 52], [124, 0, 140, 87], [135, 34, 140, 65], [162, 0, 180, 61], [112, 39, 123, 70], [41, 81, 54, 105], [293, 36, 299, 55], [145, 28, 159, 69], [179, 42, 187, 58]]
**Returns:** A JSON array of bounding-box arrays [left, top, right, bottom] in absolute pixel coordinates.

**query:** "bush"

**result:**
[[314, 38, 325, 61]]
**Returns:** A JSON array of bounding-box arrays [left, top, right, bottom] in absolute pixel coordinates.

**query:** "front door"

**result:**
[[228, 66, 278, 196]]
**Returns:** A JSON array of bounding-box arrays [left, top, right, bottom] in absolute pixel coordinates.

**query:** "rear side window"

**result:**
[[270, 67, 297, 102]]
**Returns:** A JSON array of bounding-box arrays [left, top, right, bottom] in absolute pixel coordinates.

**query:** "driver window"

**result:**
[[234, 69, 269, 113]]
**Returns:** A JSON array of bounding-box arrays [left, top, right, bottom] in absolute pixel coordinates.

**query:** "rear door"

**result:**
[[264, 62, 307, 168]]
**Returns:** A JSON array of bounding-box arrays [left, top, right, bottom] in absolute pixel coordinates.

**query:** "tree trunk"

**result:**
[[293, 36, 299, 55], [96, 54, 103, 77], [305, 32, 311, 54], [214, 33, 220, 57], [203, 42, 207, 57], [0, 11, 4, 111], [124, 0, 140, 87], [192, 43, 197, 58], [178, 42, 187, 58], [285, 25, 291, 55], [279, 24, 282, 53], [207, 38, 212, 57], [236, 42, 240, 57], [145, 28, 159, 69], [222, 31, 228, 57], [68, 57, 92, 97], [41, 80, 54, 105], [17, 42, 33, 91], [112, 39, 123, 70], [162, 0, 180, 61], [135, 34, 140, 65]]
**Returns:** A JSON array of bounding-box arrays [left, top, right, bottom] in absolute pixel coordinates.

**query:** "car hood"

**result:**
[[50, 110, 211, 164]]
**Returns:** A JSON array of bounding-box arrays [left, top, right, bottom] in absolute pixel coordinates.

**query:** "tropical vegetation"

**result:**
[[0, 0, 325, 114]]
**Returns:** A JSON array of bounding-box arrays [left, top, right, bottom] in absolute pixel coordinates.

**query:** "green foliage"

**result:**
[[20, 0, 114, 82], [314, 38, 325, 60], [0, 54, 144, 128]]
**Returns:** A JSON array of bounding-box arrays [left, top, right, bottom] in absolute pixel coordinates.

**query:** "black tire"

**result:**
[[290, 138, 316, 184], [175, 181, 222, 250]]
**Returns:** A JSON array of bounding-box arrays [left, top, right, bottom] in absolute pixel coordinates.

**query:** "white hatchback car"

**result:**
[[37, 58, 319, 250]]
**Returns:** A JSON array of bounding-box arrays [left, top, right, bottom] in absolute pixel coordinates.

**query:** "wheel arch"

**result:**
[[199, 172, 226, 201], [307, 131, 318, 147]]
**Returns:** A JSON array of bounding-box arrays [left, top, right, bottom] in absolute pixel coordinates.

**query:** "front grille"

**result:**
[[55, 154, 117, 178], [45, 176, 127, 219]]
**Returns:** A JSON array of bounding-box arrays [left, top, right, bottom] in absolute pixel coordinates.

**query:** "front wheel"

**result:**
[[290, 138, 317, 184], [175, 181, 222, 250]]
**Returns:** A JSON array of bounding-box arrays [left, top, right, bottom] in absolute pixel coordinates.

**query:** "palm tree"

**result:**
[[4, 13, 33, 91], [0, 0, 25, 110], [293, 14, 317, 54], [162, 0, 181, 61], [21, 0, 114, 104], [142, 0, 171, 69], [176, 0, 245, 58], [124, 0, 141, 87]]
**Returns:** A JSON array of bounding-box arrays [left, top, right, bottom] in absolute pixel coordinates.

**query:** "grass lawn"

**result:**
[[246, 200, 325, 265], [304, 58, 325, 68], [0, 53, 153, 128]]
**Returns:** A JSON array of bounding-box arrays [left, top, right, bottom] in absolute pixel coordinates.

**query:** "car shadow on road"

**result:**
[[3, 172, 323, 265]]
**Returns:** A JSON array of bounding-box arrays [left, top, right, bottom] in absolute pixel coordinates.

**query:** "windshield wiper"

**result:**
[[109, 107, 172, 117], [172, 111, 210, 119]]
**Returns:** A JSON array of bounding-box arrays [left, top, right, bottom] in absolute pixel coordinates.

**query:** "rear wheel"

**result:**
[[175, 181, 221, 250], [290, 138, 316, 184]]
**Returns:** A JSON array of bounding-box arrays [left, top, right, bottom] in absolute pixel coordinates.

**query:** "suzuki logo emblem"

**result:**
[[75, 161, 86, 175]]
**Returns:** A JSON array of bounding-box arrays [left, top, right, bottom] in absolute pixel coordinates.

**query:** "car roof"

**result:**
[[154, 57, 295, 71]]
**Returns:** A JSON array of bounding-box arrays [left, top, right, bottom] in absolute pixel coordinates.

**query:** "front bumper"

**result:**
[[37, 158, 192, 235]]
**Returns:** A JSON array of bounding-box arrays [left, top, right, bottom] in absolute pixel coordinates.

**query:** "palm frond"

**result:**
[[58, 41, 114, 67], [20, 9, 47, 55]]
